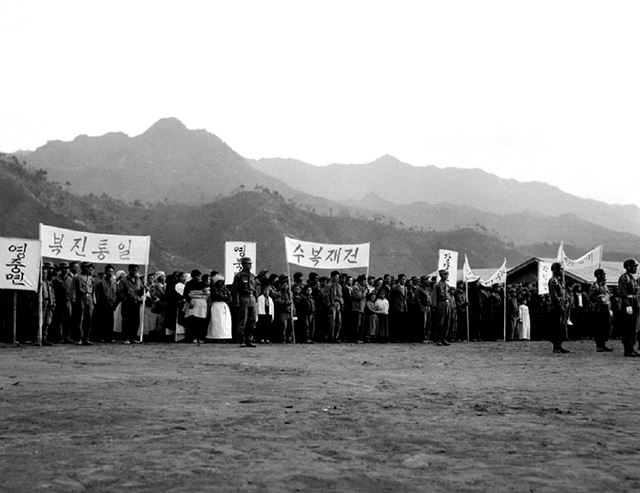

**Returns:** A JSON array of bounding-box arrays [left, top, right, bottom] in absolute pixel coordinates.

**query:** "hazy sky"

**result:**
[[1, 1, 639, 208]]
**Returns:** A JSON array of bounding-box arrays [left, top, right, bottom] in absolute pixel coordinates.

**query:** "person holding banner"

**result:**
[[432, 270, 451, 346], [231, 257, 258, 348], [618, 259, 639, 357], [548, 262, 570, 354]]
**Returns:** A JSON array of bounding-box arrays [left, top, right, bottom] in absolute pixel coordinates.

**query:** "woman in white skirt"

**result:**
[[517, 299, 531, 340], [207, 274, 232, 340]]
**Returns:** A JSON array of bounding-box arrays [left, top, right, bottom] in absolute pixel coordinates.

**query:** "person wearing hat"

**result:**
[[72, 261, 95, 345], [274, 275, 294, 343], [94, 264, 118, 342], [39, 262, 56, 346], [618, 259, 639, 357], [415, 276, 433, 343], [230, 257, 258, 347], [117, 264, 145, 344], [432, 270, 451, 346], [589, 268, 613, 352], [206, 274, 231, 340], [548, 262, 570, 353]]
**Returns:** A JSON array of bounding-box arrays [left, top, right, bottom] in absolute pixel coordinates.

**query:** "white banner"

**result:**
[[481, 258, 507, 287], [0, 238, 41, 292], [559, 244, 603, 270], [437, 249, 458, 287], [463, 254, 480, 282], [224, 241, 257, 281], [39, 224, 150, 265], [538, 261, 553, 295], [285, 236, 370, 269]]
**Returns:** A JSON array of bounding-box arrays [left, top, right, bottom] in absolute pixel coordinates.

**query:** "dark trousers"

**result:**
[[93, 303, 114, 342], [121, 302, 141, 342], [275, 313, 294, 342], [390, 309, 408, 341], [550, 307, 568, 349], [256, 314, 273, 342], [593, 305, 611, 348], [237, 296, 257, 343], [434, 303, 450, 342], [185, 316, 207, 342], [328, 304, 342, 341], [74, 296, 94, 342], [621, 307, 638, 353]]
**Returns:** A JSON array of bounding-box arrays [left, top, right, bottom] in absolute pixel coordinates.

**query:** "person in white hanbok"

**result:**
[[206, 275, 232, 340], [517, 300, 531, 340]]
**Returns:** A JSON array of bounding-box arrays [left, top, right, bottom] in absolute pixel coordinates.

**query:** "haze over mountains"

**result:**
[[8, 118, 640, 263]]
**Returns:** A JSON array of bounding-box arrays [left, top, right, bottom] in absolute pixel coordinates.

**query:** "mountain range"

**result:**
[[6, 118, 640, 264]]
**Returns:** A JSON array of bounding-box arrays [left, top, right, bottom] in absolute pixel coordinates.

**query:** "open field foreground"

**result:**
[[1, 340, 640, 492]]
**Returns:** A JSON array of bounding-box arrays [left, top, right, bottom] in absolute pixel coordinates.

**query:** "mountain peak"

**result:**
[[142, 117, 188, 136], [370, 154, 407, 168]]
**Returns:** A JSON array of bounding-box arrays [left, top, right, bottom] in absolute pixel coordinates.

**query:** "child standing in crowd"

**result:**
[[517, 298, 530, 340], [374, 289, 389, 343], [257, 285, 274, 344], [364, 291, 379, 342]]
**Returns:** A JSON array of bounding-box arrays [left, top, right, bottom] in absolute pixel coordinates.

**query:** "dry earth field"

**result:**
[[1, 340, 640, 492]]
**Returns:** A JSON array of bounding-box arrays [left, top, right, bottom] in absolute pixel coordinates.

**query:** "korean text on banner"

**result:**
[[0, 238, 41, 291], [559, 244, 603, 270], [39, 224, 150, 265], [463, 254, 480, 282], [538, 261, 553, 295], [224, 241, 257, 282], [285, 237, 370, 269], [437, 249, 458, 287], [481, 259, 507, 287]]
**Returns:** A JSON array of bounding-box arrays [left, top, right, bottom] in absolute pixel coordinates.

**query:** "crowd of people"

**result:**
[[3, 257, 639, 356]]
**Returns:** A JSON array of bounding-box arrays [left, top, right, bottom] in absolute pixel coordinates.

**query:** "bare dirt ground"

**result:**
[[1, 339, 640, 493]]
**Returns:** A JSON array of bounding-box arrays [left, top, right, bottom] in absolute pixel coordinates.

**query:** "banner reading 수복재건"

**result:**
[[39, 224, 150, 265], [224, 241, 257, 282], [0, 237, 41, 291], [284, 236, 370, 269]]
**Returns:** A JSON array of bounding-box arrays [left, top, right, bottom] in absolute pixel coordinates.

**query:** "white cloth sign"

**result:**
[[39, 224, 150, 265], [463, 254, 480, 282], [224, 241, 257, 281], [0, 238, 41, 291], [538, 261, 553, 295], [437, 249, 458, 287], [557, 243, 603, 270], [481, 259, 507, 287], [284, 236, 370, 269]]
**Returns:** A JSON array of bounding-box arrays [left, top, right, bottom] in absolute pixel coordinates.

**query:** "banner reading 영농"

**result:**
[[285, 236, 370, 269], [437, 249, 458, 287], [0, 237, 41, 291], [224, 241, 257, 282], [39, 224, 150, 265]]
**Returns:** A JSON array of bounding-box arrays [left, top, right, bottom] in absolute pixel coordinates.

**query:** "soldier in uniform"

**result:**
[[117, 264, 145, 344], [415, 276, 433, 343], [589, 268, 613, 352], [231, 257, 258, 347], [548, 262, 570, 353], [432, 270, 451, 346], [618, 258, 639, 357]]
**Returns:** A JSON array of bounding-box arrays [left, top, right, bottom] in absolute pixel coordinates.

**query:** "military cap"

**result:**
[[438, 269, 448, 276], [551, 262, 563, 272], [623, 258, 639, 270], [43, 261, 54, 269], [593, 268, 605, 277], [240, 257, 252, 263]]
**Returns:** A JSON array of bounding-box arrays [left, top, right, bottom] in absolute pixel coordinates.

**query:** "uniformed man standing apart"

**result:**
[[548, 262, 570, 353], [231, 257, 258, 348], [432, 270, 451, 346], [589, 268, 613, 352], [618, 258, 639, 357]]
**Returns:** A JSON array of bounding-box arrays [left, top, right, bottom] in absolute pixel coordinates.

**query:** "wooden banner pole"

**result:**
[[13, 291, 17, 345]]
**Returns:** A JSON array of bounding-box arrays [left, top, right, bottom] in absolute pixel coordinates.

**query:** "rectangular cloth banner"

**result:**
[[284, 236, 370, 269], [480, 258, 507, 287], [437, 249, 458, 287], [39, 224, 150, 265], [557, 243, 603, 270], [224, 241, 257, 282], [0, 238, 41, 292], [538, 261, 553, 295], [463, 254, 480, 282]]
